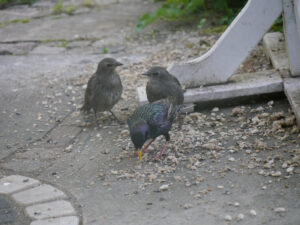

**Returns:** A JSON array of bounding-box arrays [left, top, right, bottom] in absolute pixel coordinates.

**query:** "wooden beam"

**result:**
[[138, 70, 283, 105], [283, 0, 300, 76], [284, 77, 300, 128], [168, 0, 283, 88]]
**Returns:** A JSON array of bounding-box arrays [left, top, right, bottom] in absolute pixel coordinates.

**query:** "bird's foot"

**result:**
[[129, 149, 154, 158]]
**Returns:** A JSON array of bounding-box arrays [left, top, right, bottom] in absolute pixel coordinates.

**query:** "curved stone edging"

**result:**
[[0, 175, 79, 225]]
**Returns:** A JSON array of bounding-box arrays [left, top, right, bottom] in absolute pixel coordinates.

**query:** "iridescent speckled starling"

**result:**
[[143, 66, 184, 105], [81, 58, 123, 122], [127, 100, 181, 160]]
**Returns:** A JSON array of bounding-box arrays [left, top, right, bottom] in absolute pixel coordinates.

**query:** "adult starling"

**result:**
[[127, 100, 181, 160], [81, 58, 123, 122], [143, 66, 184, 105]]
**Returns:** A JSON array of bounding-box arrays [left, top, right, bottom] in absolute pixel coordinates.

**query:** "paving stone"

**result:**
[[0, 42, 37, 55], [67, 40, 91, 48], [0, 175, 40, 194], [284, 77, 300, 128], [12, 184, 66, 205], [30, 45, 66, 55], [0, 196, 16, 224], [30, 216, 79, 225], [26, 200, 76, 220]]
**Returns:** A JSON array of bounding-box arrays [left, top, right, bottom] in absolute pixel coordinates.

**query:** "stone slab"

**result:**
[[12, 184, 66, 205], [0, 0, 156, 42], [137, 70, 283, 106], [0, 196, 16, 224], [26, 200, 76, 220], [284, 77, 300, 128], [30, 45, 66, 55], [30, 216, 79, 225], [263, 32, 289, 71], [0, 175, 40, 194], [0, 42, 37, 55]]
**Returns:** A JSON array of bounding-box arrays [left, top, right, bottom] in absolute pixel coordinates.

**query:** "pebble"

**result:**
[[121, 129, 129, 136], [271, 171, 282, 177], [159, 184, 169, 191], [274, 207, 286, 212], [228, 157, 235, 162], [183, 204, 192, 209], [102, 149, 110, 154], [286, 167, 294, 173], [234, 202, 240, 207], [212, 107, 219, 112], [224, 215, 232, 221], [236, 213, 244, 221], [250, 209, 257, 216]]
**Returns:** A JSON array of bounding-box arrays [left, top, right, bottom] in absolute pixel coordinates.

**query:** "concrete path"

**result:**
[[0, 1, 299, 225]]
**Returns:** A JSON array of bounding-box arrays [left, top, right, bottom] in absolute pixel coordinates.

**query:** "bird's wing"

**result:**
[[163, 81, 184, 105], [147, 102, 170, 135], [170, 75, 182, 87]]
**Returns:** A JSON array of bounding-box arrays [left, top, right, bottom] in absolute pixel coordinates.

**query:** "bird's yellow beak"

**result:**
[[137, 149, 142, 160]]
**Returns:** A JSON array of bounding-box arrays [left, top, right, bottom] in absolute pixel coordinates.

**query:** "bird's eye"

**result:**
[[107, 63, 113, 67], [153, 72, 159, 76]]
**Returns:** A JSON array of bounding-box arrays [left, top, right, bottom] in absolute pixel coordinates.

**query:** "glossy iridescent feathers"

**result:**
[[128, 100, 181, 149]]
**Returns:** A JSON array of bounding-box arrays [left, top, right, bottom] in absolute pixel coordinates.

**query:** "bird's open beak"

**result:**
[[142, 72, 150, 76], [137, 149, 142, 160], [115, 62, 123, 67]]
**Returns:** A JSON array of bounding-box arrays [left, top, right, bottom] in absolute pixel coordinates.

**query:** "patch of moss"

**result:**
[[52, 0, 63, 14], [0, 18, 30, 28], [82, 0, 93, 8], [52, 0, 76, 15], [102, 47, 108, 54], [64, 5, 76, 15], [201, 25, 228, 34], [58, 40, 68, 47]]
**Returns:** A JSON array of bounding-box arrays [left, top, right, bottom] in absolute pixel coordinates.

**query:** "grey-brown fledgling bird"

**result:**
[[143, 66, 184, 129], [81, 58, 123, 123], [143, 66, 184, 105]]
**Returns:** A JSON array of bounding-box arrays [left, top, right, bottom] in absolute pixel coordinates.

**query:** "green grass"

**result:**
[[102, 47, 108, 54], [0, 0, 36, 8], [52, 0, 76, 15], [0, 18, 30, 28], [82, 0, 94, 8], [136, 0, 247, 31], [52, 0, 64, 14], [58, 40, 68, 47]]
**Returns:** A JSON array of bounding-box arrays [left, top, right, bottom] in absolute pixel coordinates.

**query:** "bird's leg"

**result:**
[[94, 111, 99, 125], [153, 141, 169, 161], [129, 138, 156, 158], [141, 138, 156, 154], [109, 110, 123, 124], [177, 114, 183, 130]]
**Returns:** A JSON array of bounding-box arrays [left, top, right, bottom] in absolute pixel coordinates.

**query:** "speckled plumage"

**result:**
[[81, 58, 123, 121], [143, 66, 184, 105], [128, 100, 180, 158]]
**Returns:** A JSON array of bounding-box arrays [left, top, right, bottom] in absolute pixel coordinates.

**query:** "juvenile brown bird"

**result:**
[[143, 66, 184, 105], [81, 58, 123, 122]]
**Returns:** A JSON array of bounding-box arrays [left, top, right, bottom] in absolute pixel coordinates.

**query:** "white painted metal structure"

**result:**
[[168, 0, 300, 88]]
